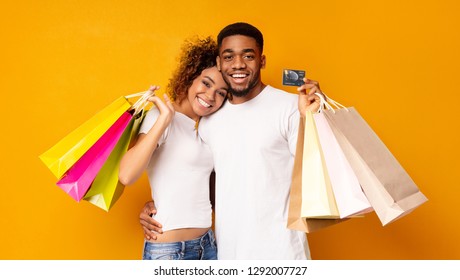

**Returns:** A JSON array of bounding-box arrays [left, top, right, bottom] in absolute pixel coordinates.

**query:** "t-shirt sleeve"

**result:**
[[138, 108, 169, 146], [287, 108, 300, 157], [197, 117, 210, 144]]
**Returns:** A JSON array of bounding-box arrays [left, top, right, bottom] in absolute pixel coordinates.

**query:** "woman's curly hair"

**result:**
[[167, 36, 219, 104]]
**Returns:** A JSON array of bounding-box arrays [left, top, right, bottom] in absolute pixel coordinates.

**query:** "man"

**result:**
[[140, 22, 322, 259]]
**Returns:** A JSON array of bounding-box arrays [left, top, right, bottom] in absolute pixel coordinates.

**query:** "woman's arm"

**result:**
[[119, 87, 174, 185]]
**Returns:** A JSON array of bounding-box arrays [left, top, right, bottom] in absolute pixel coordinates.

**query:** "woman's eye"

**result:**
[[202, 81, 211, 87]]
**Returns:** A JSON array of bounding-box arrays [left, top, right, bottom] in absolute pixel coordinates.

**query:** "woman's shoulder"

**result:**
[[144, 107, 161, 119]]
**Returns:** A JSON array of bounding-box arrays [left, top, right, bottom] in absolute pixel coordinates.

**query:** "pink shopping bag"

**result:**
[[56, 111, 133, 201]]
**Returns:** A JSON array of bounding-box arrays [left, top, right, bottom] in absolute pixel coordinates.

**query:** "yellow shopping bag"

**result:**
[[39, 91, 152, 179]]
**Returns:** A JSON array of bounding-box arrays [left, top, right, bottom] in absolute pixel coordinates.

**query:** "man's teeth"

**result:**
[[198, 98, 211, 108], [232, 74, 247, 78]]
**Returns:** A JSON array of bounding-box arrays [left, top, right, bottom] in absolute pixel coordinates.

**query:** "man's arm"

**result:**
[[139, 200, 163, 240]]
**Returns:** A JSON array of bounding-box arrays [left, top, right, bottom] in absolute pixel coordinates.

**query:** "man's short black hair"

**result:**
[[217, 22, 264, 52]]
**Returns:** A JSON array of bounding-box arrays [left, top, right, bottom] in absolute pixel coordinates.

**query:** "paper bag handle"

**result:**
[[125, 90, 155, 115], [315, 92, 348, 114]]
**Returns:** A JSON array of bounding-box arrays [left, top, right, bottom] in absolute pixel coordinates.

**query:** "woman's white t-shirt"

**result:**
[[139, 109, 213, 231]]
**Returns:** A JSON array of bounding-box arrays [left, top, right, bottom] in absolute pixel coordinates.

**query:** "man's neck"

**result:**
[[229, 82, 267, 105]]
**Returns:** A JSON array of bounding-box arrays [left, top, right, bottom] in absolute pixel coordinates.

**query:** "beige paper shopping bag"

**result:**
[[313, 112, 373, 218], [287, 116, 348, 233], [323, 107, 428, 225], [301, 111, 340, 218]]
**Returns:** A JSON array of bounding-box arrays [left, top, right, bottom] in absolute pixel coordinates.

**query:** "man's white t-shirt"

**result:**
[[199, 85, 310, 259], [139, 109, 213, 232]]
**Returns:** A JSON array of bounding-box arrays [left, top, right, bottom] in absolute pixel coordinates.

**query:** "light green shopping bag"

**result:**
[[83, 110, 146, 211]]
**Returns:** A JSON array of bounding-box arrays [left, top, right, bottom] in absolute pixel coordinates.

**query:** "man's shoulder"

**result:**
[[264, 85, 297, 100], [263, 85, 298, 108]]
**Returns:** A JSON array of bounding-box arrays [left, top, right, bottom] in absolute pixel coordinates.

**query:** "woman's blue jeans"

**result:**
[[142, 229, 217, 260]]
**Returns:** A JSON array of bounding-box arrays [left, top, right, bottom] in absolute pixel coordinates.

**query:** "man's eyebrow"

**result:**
[[221, 48, 256, 53]]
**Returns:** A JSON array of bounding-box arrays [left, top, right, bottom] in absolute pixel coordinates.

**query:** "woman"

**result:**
[[119, 36, 228, 260]]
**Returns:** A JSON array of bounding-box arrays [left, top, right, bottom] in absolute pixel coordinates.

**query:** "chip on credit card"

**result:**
[[282, 69, 306, 86]]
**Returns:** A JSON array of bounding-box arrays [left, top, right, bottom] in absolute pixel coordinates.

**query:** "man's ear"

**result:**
[[261, 54, 266, 69], [216, 56, 221, 71]]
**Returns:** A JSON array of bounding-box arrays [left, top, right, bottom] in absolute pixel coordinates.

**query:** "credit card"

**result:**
[[282, 69, 306, 86]]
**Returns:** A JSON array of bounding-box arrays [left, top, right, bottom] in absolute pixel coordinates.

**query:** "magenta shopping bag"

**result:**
[[56, 111, 133, 201]]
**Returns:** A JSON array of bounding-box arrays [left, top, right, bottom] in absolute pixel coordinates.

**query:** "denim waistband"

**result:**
[[144, 229, 216, 251]]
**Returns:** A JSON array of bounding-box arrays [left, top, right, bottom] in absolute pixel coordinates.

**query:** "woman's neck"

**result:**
[[173, 98, 199, 122]]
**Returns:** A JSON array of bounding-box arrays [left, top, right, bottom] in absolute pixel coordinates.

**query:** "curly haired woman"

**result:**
[[119, 36, 228, 260]]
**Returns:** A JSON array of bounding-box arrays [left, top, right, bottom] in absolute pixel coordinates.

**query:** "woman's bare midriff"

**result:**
[[147, 227, 210, 243]]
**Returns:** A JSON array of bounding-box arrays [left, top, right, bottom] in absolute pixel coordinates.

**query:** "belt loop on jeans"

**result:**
[[180, 241, 185, 259], [200, 230, 208, 245], [199, 232, 206, 260]]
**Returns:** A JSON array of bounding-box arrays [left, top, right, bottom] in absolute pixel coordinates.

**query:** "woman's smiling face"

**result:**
[[187, 66, 228, 117]]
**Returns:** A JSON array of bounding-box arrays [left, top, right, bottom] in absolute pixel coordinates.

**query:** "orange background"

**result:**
[[1, 0, 459, 259]]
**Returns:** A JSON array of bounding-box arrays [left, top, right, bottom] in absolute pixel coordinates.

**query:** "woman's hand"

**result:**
[[147, 86, 175, 125]]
